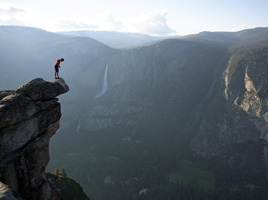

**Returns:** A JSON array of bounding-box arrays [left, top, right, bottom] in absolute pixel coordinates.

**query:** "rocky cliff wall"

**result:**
[[0, 78, 69, 200], [189, 45, 268, 176], [72, 39, 229, 133]]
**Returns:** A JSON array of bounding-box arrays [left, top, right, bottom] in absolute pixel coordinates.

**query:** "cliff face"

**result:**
[[63, 36, 268, 181], [71, 39, 230, 133], [0, 78, 69, 200], [189, 44, 268, 175]]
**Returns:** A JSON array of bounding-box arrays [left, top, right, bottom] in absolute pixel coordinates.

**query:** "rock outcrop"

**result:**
[[0, 78, 69, 200], [191, 45, 268, 158]]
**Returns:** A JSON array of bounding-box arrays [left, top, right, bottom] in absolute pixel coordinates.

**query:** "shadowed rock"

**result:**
[[0, 78, 68, 130], [0, 78, 69, 200], [0, 94, 37, 130]]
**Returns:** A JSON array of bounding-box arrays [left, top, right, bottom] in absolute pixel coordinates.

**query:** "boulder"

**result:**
[[16, 78, 69, 101]]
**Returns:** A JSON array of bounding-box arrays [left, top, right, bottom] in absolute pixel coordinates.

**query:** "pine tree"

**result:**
[[54, 168, 60, 176], [61, 168, 67, 177]]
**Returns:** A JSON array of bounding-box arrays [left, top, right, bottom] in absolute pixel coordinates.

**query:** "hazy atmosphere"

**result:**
[[1, 1, 268, 200], [1, 0, 268, 35]]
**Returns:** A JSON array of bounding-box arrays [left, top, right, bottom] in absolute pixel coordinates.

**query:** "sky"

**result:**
[[0, 0, 268, 36]]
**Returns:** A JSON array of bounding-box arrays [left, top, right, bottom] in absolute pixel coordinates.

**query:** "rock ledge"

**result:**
[[0, 78, 69, 200]]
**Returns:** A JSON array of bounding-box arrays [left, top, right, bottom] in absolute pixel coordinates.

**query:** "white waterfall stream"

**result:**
[[76, 117, 81, 134], [76, 64, 109, 134], [94, 63, 109, 100]]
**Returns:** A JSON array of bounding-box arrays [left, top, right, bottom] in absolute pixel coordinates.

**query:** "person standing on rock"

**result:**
[[54, 58, 64, 79]]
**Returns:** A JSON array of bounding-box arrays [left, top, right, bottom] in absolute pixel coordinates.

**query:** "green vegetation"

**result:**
[[48, 125, 268, 200], [53, 168, 67, 177], [168, 160, 215, 191], [46, 170, 89, 200]]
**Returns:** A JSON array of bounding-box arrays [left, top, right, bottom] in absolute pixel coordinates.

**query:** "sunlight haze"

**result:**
[[0, 0, 268, 35]]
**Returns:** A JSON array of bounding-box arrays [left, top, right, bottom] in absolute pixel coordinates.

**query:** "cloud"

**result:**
[[0, 3, 25, 23], [59, 20, 99, 30], [125, 10, 176, 35], [0, 3, 25, 15], [57, 10, 175, 35], [57, 12, 124, 32], [104, 13, 124, 30], [0, 3, 176, 35], [239, 24, 256, 31], [95, 13, 125, 31], [0, 2, 67, 31], [83, 10, 176, 35]]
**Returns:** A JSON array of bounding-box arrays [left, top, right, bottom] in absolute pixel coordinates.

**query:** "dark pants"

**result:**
[[55, 66, 59, 72]]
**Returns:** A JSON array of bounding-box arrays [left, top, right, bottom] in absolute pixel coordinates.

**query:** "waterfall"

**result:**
[[76, 64, 108, 134], [76, 117, 81, 134], [94, 63, 109, 100]]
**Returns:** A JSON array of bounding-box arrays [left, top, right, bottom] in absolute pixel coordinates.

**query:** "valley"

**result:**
[[1, 26, 268, 199]]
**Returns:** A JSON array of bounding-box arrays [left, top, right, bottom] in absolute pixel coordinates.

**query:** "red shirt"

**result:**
[[55, 59, 61, 67]]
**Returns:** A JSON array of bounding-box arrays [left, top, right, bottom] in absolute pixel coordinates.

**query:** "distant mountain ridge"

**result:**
[[59, 30, 180, 49], [186, 27, 268, 47]]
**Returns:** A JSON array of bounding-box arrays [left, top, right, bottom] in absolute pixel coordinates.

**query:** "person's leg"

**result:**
[[55, 67, 59, 79], [57, 68, 59, 78]]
